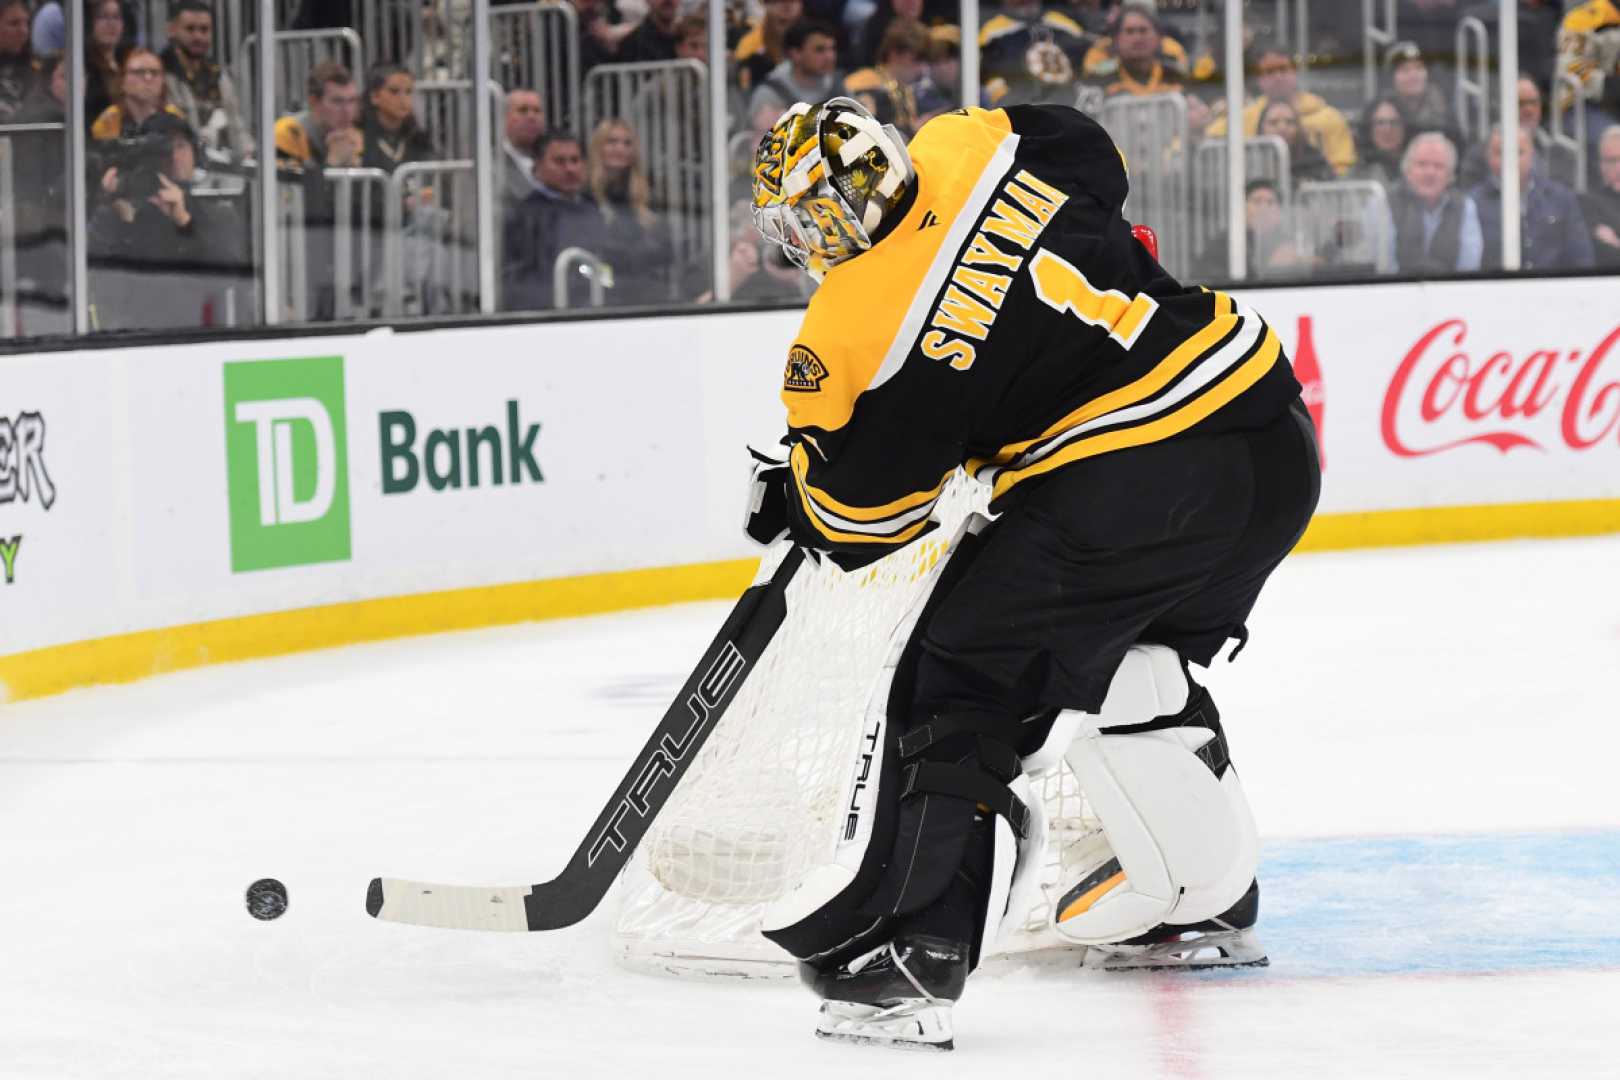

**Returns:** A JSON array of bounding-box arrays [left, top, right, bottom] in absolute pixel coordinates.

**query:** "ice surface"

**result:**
[[3, 536, 1618, 1078]]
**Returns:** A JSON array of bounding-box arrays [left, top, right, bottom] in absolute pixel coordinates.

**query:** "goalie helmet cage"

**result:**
[[611, 472, 1104, 978]]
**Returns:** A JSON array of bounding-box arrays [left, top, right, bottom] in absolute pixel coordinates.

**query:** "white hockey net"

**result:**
[[612, 473, 1101, 978]]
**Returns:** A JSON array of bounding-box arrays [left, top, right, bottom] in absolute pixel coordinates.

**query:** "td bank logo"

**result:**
[[223, 357, 351, 573]]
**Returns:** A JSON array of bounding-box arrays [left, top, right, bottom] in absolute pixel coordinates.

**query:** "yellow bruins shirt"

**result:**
[[1558, 0, 1620, 107], [778, 105, 1300, 556]]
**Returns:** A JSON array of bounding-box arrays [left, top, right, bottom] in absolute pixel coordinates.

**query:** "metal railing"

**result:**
[[1362, 0, 1397, 102], [3, 0, 1599, 344], [1274, 0, 1311, 89], [359, 0, 427, 77], [198, 0, 425, 79], [1098, 94, 1191, 279], [417, 79, 504, 160], [1193, 135, 1292, 262], [0, 124, 68, 339], [582, 60, 712, 285], [202, 0, 284, 81], [553, 247, 610, 309], [1296, 180, 1395, 275], [491, 2, 582, 135], [418, 79, 474, 159], [278, 180, 309, 323], [324, 168, 391, 321], [1, 136, 16, 338], [275, 165, 478, 322], [1552, 73, 1589, 195], [1456, 16, 1491, 145], [384, 160, 480, 317], [239, 28, 365, 120], [185, 190, 249, 328]]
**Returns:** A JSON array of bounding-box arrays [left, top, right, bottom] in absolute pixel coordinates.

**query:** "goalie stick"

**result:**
[[366, 546, 807, 932]]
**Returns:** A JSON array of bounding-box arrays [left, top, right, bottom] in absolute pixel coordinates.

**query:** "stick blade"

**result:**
[[366, 876, 536, 931]]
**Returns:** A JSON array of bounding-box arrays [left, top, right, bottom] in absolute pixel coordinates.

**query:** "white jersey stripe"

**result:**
[[867, 131, 1023, 395], [799, 488, 944, 537], [981, 303, 1266, 486]]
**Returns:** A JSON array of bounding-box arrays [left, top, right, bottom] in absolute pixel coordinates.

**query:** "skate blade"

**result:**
[[815, 1000, 954, 1052], [1086, 928, 1269, 972]]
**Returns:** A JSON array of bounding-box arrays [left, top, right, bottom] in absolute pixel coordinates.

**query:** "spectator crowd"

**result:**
[[3, 0, 1619, 338]]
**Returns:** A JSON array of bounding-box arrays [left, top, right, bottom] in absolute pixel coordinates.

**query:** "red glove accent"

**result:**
[[1131, 224, 1160, 261]]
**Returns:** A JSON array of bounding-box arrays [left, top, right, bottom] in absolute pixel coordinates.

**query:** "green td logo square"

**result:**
[[223, 356, 351, 572]]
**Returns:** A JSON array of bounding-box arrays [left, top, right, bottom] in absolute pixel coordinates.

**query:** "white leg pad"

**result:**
[[1049, 646, 1259, 946], [992, 774, 1047, 944]]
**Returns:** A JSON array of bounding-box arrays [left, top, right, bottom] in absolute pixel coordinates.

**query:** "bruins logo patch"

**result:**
[[784, 345, 829, 393]]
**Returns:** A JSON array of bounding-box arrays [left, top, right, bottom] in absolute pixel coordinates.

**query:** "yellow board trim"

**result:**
[[1294, 498, 1620, 553], [0, 559, 759, 705], [4, 498, 1618, 705]]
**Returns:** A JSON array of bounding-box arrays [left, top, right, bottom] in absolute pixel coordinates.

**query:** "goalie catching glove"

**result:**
[[743, 447, 792, 547]]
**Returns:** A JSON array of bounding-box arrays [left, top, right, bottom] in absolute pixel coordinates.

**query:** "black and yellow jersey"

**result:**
[[777, 105, 1300, 556], [978, 11, 1090, 106]]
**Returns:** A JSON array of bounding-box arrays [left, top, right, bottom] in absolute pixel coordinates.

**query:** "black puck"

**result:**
[[246, 878, 289, 921]]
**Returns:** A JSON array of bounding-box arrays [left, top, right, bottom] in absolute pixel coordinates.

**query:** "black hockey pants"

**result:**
[[912, 398, 1322, 725]]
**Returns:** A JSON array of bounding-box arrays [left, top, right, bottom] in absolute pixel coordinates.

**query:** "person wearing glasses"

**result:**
[[1207, 36, 1357, 177], [87, 109, 246, 331], [89, 46, 189, 196], [1349, 94, 1412, 189]]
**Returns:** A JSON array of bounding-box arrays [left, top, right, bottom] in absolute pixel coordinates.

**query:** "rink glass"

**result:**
[[0, 0, 1610, 348]]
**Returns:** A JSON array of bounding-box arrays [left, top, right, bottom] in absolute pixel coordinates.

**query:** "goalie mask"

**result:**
[[751, 97, 916, 279]]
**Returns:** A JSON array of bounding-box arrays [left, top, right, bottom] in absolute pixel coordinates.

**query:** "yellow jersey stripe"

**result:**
[[789, 464, 940, 546], [969, 292, 1238, 473], [990, 327, 1281, 501], [790, 445, 952, 523]]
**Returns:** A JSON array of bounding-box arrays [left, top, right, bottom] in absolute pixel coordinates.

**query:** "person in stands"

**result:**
[[1385, 131, 1483, 274], [359, 65, 436, 173], [1349, 95, 1412, 188], [83, 0, 135, 132], [88, 112, 246, 330], [1208, 37, 1357, 177], [0, 0, 39, 122], [1472, 123, 1594, 271], [502, 130, 608, 311], [1258, 97, 1336, 184], [502, 88, 547, 213], [1581, 124, 1620, 268], [586, 118, 672, 306], [161, 0, 252, 161]]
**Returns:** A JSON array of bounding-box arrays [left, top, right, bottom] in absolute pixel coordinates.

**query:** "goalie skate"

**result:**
[[1081, 881, 1269, 971], [815, 999, 954, 1052], [1084, 925, 1268, 971]]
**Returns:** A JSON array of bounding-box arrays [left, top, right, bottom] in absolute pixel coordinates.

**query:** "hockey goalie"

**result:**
[[742, 99, 1322, 1050]]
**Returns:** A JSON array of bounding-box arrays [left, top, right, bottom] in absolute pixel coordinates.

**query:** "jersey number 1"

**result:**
[[1028, 248, 1158, 351]]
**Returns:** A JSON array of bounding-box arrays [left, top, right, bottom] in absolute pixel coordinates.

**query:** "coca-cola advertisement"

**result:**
[[1381, 320, 1620, 458], [1241, 276, 1620, 527], [1292, 315, 1326, 472]]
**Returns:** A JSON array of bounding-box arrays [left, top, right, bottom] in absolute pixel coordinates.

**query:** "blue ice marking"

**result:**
[[1255, 831, 1620, 978]]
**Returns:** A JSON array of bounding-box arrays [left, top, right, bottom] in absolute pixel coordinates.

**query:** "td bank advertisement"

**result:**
[[3, 319, 752, 660]]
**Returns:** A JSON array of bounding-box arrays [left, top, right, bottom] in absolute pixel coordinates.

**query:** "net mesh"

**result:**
[[612, 473, 1101, 976]]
